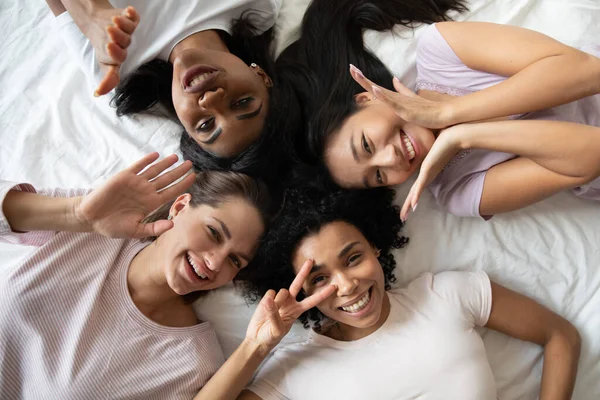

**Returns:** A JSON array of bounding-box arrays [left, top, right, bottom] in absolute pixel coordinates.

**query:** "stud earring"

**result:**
[[167, 215, 173, 221], [250, 62, 258, 68]]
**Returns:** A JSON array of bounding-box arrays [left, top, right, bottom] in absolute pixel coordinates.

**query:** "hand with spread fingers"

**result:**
[[74, 153, 196, 239], [349, 64, 454, 129], [245, 259, 337, 356], [400, 127, 463, 221]]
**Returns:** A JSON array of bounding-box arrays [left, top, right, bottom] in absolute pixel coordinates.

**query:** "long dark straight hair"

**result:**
[[276, 0, 468, 167]]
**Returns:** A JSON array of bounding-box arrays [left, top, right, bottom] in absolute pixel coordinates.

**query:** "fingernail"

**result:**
[[93, 91, 99, 97], [393, 76, 400, 83], [412, 203, 418, 212], [350, 64, 365, 79]]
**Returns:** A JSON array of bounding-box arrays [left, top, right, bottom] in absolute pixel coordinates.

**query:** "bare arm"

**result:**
[[353, 22, 600, 129], [487, 282, 581, 400], [454, 120, 600, 215], [437, 21, 600, 126]]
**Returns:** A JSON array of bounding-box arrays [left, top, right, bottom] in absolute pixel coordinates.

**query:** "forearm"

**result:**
[[454, 120, 600, 179], [539, 327, 581, 400], [3, 190, 88, 233], [449, 53, 600, 125], [193, 339, 268, 400], [60, 0, 113, 34]]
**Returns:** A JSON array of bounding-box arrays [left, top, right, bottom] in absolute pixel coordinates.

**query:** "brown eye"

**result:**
[[362, 134, 372, 154], [208, 226, 221, 243], [229, 255, 241, 269], [232, 97, 254, 109], [196, 117, 215, 133], [348, 253, 362, 264]]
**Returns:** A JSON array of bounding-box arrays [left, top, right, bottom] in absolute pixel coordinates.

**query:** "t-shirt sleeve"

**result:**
[[246, 352, 291, 400], [0, 180, 90, 247], [52, 12, 102, 86], [430, 270, 493, 327]]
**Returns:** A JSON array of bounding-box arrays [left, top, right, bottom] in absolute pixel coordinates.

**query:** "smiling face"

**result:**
[[324, 93, 436, 188], [292, 221, 390, 339], [158, 195, 265, 295], [171, 48, 272, 158]]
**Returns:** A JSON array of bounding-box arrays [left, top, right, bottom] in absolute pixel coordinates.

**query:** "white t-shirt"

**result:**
[[0, 181, 225, 399], [53, 0, 281, 87], [248, 271, 496, 400]]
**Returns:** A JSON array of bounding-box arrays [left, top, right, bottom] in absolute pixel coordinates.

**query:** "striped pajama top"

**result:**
[[0, 181, 225, 399]]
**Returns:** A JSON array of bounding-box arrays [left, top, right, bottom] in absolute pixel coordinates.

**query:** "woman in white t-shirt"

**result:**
[[0, 153, 337, 399], [45, 0, 286, 177], [235, 186, 581, 400]]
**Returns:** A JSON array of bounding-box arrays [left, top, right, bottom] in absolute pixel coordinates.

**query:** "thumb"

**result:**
[[135, 220, 174, 238], [95, 65, 120, 97], [392, 76, 416, 98]]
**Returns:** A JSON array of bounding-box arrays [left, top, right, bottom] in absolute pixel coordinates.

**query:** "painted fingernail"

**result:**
[[412, 203, 418, 212], [350, 64, 365, 78], [93, 90, 100, 97]]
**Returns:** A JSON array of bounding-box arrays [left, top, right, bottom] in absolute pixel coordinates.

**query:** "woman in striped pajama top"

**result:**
[[0, 153, 330, 400]]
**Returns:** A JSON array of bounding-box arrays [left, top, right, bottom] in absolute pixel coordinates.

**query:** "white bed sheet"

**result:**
[[1, 0, 599, 399]]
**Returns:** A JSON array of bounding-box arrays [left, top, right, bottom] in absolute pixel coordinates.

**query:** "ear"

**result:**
[[169, 193, 192, 219], [252, 64, 273, 88], [372, 244, 381, 258], [354, 92, 374, 106]]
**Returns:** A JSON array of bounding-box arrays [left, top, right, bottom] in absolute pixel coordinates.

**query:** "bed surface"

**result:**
[[1, 1, 599, 398]]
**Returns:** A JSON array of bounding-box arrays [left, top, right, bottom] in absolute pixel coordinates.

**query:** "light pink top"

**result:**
[[0, 181, 225, 399], [416, 24, 600, 218]]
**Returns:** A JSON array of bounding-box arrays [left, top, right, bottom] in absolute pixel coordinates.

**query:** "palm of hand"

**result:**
[[75, 153, 195, 239]]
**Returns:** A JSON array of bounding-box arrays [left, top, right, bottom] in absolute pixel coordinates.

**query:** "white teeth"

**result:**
[[189, 72, 211, 87], [341, 290, 371, 313], [187, 254, 207, 279], [401, 133, 416, 161]]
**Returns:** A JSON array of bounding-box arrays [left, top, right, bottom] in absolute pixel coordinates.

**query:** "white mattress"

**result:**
[[1, 0, 599, 399]]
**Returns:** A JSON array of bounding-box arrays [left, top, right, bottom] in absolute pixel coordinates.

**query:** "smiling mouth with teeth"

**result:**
[[339, 288, 372, 313], [401, 132, 416, 162], [187, 253, 208, 280], [187, 72, 213, 88]]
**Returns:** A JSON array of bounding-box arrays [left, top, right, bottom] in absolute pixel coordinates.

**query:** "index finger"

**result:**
[[288, 259, 313, 299], [299, 284, 337, 311]]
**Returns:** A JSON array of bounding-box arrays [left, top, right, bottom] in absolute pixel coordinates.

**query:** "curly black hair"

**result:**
[[243, 183, 408, 328]]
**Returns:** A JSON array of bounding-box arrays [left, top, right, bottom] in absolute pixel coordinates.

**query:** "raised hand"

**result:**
[[349, 64, 453, 129], [400, 127, 463, 221], [245, 260, 337, 356], [74, 153, 196, 238]]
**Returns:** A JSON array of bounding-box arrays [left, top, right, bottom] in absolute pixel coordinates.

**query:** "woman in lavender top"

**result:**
[[281, 0, 600, 220]]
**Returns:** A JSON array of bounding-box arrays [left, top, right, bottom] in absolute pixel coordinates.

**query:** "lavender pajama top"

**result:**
[[416, 24, 600, 218]]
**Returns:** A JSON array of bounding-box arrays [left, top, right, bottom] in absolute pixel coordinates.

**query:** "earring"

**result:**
[[167, 215, 173, 221], [250, 62, 258, 68]]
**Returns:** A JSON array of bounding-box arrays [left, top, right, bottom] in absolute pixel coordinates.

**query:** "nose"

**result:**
[[204, 251, 227, 273], [373, 143, 402, 168], [198, 87, 226, 110], [332, 272, 359, 297]]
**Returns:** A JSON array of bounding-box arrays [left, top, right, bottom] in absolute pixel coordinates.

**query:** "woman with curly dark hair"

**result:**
[[236, 185, 581, 400]]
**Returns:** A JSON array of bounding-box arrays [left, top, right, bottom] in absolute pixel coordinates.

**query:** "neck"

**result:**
[[128, 240, 184, 316], [331, 292, 391, 341], [169, 30, 229, 63]]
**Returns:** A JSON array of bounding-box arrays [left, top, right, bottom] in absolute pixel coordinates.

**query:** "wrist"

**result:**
[[241, 337, 272, 360], [439, 100, 459, 127], [69, 196, 93, 232]]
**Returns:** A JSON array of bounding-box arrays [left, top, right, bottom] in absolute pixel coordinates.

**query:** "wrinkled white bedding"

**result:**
[[1, 0, 598, 398]]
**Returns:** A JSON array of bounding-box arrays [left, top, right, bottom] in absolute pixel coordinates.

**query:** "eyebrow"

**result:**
[[307, 241, 361, 275], [215, 218, 231, 239], [339, 241, 360, 259], [199, 127, 222, 145], [236, 102, 263, 121]]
